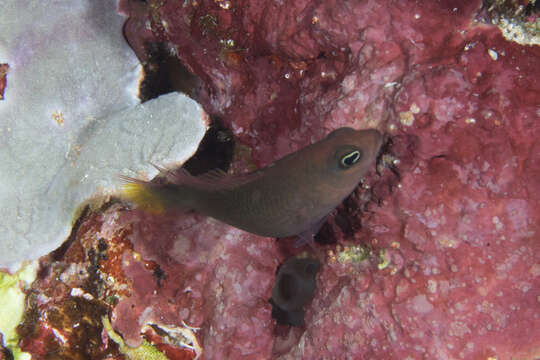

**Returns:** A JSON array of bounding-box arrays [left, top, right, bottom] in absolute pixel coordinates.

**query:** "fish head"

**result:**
[[322, 127, 383, 185]]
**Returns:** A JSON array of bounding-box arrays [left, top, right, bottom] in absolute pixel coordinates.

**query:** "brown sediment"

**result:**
[[0, 63, 9, 100]]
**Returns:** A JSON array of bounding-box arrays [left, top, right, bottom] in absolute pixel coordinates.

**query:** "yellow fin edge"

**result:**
[[121, 182, 164, 214]]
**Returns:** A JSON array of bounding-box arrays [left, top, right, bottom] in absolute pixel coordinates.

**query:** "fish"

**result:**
[[121, 127, 382, 244], [269, 256, 321, 326]]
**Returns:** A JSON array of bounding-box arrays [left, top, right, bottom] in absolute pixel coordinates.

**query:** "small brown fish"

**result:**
[[122, 127, 382, 243]]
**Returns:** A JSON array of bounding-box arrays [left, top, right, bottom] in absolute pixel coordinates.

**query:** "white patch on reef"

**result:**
[[492, 216, 504, 231], [399, 111, 415, 126], [449, 321, 471, 338], [426, 279, 437, 294], [487, 49, 498, 61], [410, 103, 420, 114], [0, 0, 207, 269], [411, 294, 433, 314]]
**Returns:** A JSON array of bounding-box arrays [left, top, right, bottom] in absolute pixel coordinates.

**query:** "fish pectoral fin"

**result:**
[[295, 229, 315, 248], [294, 216, 329, 247]]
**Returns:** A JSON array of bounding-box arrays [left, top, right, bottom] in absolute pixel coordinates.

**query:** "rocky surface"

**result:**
[[118, 0, 540, 358]]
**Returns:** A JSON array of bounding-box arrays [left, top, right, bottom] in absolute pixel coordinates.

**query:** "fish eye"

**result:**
[[339, 150, 362, 168]]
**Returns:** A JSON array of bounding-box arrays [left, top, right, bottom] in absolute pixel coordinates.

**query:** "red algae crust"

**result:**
[[25, 0, 539, 359], [110, 209, 277, 359], [120, 0, 540, 357]]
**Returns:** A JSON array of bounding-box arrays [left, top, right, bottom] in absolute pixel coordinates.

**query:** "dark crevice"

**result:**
[[153, 266, 167, 288], [479, 0, 539, 24], [48, 199, 119, 264], [1, 344, 13, 360], [138, 42, 202, 103], [269, 257, 320, 326], [49, 205, 90, 262], [182, 117, 235, 176], [431, 154, 448, 159], [314, 222, 337, 245], [525, 0, 540, 16]]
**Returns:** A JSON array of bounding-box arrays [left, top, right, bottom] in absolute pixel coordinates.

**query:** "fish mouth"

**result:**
[[373, 130, 384, 156]]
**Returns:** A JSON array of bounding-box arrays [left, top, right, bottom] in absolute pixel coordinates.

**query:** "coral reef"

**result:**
[[14, 203, 274, 359], [117, 0, 540, 358], [13, 204, 205, 359], [4, 0, 539, 359]]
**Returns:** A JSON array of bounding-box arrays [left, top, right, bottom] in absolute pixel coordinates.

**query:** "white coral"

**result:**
[[0, 0, 207, 270]]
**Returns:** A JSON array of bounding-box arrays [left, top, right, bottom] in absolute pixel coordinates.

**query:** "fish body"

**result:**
[[122, 127, 382, 238]]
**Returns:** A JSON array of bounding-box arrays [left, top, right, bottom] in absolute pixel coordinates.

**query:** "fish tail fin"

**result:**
[[120, 176, 171, 213]]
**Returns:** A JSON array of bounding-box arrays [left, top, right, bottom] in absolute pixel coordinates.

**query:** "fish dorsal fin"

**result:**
[[197, 168, 229, 182], [154, 164, 263, 190]]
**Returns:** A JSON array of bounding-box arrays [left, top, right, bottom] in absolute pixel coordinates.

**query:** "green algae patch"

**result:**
[[336, 244, 370, 264], [377, 249, 391, 270], [102, 317, 168, 360], [0, 262, 37, 360]]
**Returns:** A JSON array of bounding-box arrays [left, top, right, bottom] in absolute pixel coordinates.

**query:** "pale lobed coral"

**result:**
[[0, 0, 207, 270]]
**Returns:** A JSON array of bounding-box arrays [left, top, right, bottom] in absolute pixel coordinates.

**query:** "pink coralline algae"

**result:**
[[116, 0, 540, 358], [109, 208, 277, 359], [16, 0, 538, 359]]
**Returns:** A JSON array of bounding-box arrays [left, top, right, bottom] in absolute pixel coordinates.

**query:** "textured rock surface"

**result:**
[[0, 1, 206, 269], [14, 205, 205, 359], [110, 209, 277, 358], [117, 0, 540, 358]]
